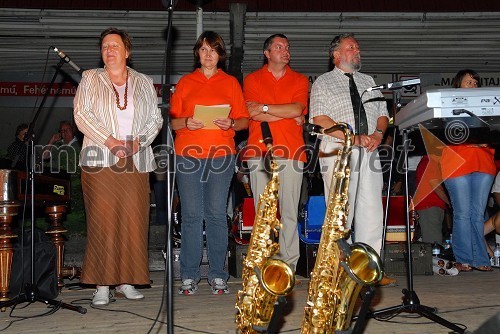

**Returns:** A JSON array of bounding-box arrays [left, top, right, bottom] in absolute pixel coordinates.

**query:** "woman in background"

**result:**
[[440, 69, 496, 272]]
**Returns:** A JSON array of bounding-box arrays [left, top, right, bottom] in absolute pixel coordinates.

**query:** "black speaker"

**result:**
[[474, 313, 500, 334], [228, 241, 248, 278], [296, 242, 319, 278], [9, 228, 58, 299]]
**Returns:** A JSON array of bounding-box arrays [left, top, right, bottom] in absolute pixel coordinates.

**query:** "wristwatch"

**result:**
[[230, 118, 235, 128], [262, 104, 269, 113], [375, 128, 384, 135]]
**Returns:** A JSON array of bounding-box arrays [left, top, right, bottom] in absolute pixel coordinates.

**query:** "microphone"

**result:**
[[304, 123, 324, 134], [161, 0, 179, 10], [366, 78, 420, 92], [51, 46, 83, 75], [261, 122, 273, 149]]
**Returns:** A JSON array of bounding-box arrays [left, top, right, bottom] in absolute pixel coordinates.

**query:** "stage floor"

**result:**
[[1, 269, 499, 333]]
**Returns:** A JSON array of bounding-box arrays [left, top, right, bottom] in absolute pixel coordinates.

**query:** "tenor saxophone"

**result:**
[[301, 123, 383, 333], [235, 130, 295, 333]]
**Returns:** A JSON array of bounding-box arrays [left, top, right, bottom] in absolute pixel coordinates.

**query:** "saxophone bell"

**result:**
[[339, 239, 384, 286], [260, 259, 296, 296]]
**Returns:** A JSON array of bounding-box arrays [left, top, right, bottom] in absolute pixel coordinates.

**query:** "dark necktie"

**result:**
[[345, 73, 368, 134]]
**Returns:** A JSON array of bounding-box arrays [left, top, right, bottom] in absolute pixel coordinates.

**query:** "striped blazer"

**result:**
[[74, 67, 163, 172]]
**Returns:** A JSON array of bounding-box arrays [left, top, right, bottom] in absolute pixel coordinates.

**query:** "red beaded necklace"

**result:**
[[111, 70, 128, 110]]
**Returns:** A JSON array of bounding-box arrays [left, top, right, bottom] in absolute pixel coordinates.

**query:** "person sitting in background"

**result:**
[[484, 171, 500, 259], [440, 69, 496, 272], [7, 123, 29, 169], [42, 120, 84, 230], [414, 154, 450, 244], [42, 120, 81, 172]]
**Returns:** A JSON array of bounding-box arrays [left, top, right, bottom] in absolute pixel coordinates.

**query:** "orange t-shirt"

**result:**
[[243, 65, 309, 162], [440, 145, 496, 180], [170, 69, 248, 158]]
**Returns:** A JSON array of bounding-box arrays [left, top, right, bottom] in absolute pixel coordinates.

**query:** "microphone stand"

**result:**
[[0, 58, 86, 314], [160, 1, 176, 333], [353, 90, 465, 333]]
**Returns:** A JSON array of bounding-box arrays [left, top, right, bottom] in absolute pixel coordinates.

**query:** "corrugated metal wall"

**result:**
[[242, 11, 500, 75], [0, 8, 500, 78], [0, 9, 230, 77]]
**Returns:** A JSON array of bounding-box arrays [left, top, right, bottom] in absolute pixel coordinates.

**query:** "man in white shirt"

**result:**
[[309, 33, 394, 285]]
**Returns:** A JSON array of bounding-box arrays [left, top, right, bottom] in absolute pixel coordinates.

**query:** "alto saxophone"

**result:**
[[301, 123, 383, 333], [235, 124, 295, 333]]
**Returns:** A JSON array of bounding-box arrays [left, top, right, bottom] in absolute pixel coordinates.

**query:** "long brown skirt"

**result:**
[[80, 157, 150, 286]]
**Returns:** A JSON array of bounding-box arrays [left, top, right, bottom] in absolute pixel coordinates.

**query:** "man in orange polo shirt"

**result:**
[[243, 33, 309, 271]]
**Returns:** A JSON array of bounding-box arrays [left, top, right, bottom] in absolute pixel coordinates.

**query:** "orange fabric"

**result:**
[[170, 69, 248, 158], [243, 65, 309, 162], [440, 145, 496, 180], [414, 155, 447, 210]]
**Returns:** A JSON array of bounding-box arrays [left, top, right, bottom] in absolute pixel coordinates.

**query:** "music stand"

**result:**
[[354, 92, 464, 333], [0, 58, 86, 314]]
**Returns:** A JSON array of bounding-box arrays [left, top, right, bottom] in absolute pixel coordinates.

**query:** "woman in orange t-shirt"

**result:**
[[441, 69, 496, 271], [170, 31, 249, 295]]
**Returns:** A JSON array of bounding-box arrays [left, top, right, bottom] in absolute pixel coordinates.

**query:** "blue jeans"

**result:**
[[444, 172, 494, 267], [176, 155, 235, 282]]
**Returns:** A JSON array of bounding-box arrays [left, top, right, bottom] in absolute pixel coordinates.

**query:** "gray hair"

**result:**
[[328, 33, 356, 58]]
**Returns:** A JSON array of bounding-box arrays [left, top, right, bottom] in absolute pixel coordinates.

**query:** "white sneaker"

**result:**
[[115, 284, 144, 300], [92, 286, 110, 306], [209, 278, 229, 295], [178, 279, 198, 295]]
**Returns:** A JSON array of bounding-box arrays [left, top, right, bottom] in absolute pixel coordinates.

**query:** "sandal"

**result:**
[[454, 263, 473, 272], [473, 265, 494, 272]]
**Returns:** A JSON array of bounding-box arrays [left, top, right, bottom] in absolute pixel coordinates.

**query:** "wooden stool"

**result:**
[[44, 205, 82, 291]]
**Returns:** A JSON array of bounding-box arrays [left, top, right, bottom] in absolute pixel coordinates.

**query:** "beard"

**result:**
[[338, 57, 362, 72], [351, 58, 361, 71]]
